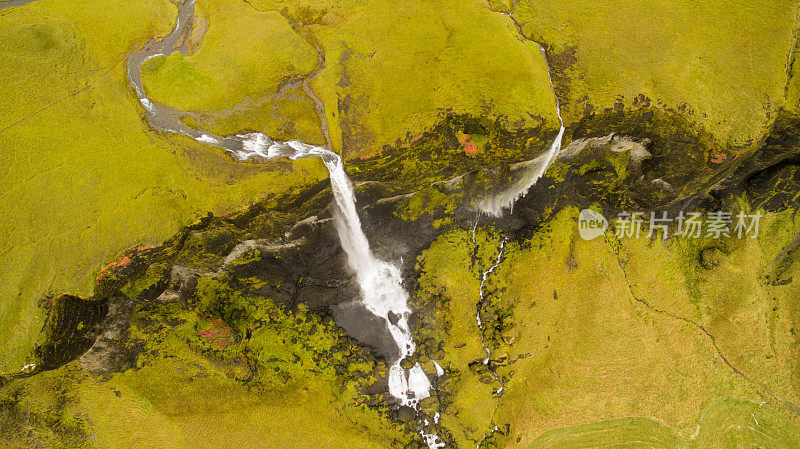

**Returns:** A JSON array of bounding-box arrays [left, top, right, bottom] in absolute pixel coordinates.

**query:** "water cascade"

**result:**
[[126, 1, 567, 446], [476, 43, 565, 216], [126, 2, 443, 446], [473, 6, 566, 447], [474, 239, 507, 448]]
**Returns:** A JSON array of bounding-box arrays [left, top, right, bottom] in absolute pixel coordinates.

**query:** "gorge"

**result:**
[[3, 0, 800, 448], [124, 2, 571, 446]]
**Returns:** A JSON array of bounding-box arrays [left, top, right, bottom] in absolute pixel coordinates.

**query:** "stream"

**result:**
[[477, 0, 565, 217], [0, 0, 39, 10]]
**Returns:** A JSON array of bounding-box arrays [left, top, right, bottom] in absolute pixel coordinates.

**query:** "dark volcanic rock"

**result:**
[[395, 405, 417, 423], [35, 294, 108, 372], [79, 296, 136, 375], [156, 265, 202, 302], [331, 301, 399, 360], [22, 108, 800, 392]]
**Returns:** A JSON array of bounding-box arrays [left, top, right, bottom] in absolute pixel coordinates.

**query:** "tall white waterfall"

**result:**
[[127, 2, 564, 447], [235, 136, 424, 398], [232, 136, 443, 448]]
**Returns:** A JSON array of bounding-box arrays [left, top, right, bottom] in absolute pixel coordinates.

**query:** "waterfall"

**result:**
[[127, 0, 445, 449], [475, 126, 564, 217], [127, 5, 441, 444], [234, 137, 431, 402], [125, 2, 565, 446], [231, 136, 445, 448], [476, 44, 565, 217]]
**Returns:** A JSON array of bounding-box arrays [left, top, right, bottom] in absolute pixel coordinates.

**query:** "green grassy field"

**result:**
[[528, 417, 680, 448], [528, 399, 800, 449], [309, 0, 560, 157], [0, 294, 413, 448], [169, 0, 557, 157], [142, 0, 318, 112], [512, 0, 799, 148], [0, 0, 326, 372], [408, 204, 800, 448], [496, 207, 800, 447]]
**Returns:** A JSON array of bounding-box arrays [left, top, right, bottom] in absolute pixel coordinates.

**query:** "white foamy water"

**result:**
[[127, 0, 444, 441], [476, 126, 564, 217], [433, 359, 445, 377], [126, 2, 572, 446], [477, 44, 565, 217], [233, 135, 419, 382], [232, 136, 444, 448], [243, 138, 418, 353]]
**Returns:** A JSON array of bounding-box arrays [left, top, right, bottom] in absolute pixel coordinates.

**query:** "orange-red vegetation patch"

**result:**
[[95, 246, 154, 285], [199, 318, 236, 347], [456, 131, 479, 154], [707, 142, 729, 164], [95, 256, 133, 285], [359, 148, 382, 160], [464, 139, 478, 154]]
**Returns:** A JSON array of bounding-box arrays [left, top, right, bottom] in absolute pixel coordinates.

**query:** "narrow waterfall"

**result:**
[[476, 126, 564, 217], [477, 44, 565, 217]]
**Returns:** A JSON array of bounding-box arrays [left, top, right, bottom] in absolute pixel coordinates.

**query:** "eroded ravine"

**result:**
[[4, 0, 800, 446], [474, 238, 508, 448], [125, 1, 572, 447], [126, 1, 570, 447]]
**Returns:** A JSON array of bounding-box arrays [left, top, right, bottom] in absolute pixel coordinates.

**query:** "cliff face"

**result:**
[[2, 0, 797, 374], [4, 107, 800, 448]]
